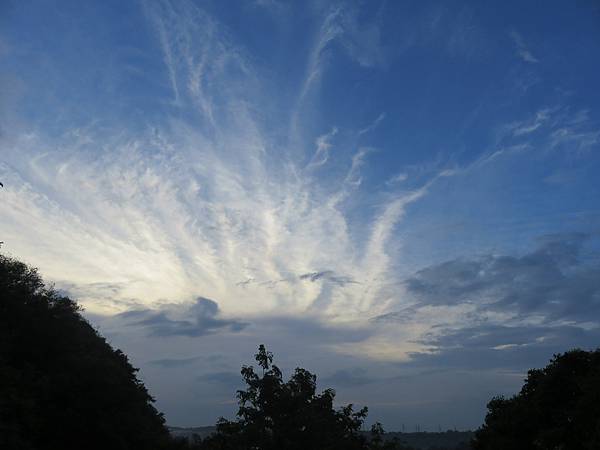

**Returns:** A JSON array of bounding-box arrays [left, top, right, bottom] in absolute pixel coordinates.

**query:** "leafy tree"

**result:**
[[0, 254, 177, 450], [198, 344, 382, 450], [472, 348, 600, 450]]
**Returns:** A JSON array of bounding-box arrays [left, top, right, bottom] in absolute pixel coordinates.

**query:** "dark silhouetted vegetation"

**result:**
[[3, 254, 599, 450], [0, 254, 176, 450], [472, 348, 600, 450], [193, 345, 410, 450]]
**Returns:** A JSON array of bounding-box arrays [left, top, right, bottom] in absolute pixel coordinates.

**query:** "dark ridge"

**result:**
[[0, 254, 175, 450]]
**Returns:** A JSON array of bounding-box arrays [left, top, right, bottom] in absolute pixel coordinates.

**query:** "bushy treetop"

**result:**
[[472, 348, 600, 450]]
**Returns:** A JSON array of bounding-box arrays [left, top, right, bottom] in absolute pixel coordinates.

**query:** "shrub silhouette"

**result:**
[[472, 348, 600, 450], [0, 254, 176, 450]]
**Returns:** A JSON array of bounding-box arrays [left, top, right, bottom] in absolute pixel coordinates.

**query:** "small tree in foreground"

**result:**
[[198, 345, 384, 450]]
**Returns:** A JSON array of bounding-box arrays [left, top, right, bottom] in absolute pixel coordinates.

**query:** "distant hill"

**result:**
[[168, 426, 217, 441], [380, 431, 473, 449], [168, 426, 473, 450]]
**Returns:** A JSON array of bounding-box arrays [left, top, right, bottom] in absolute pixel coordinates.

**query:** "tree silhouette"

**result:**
[[472, 348, 600, 450], [0, 254, 177, 450], [197, 344, 403, 450]]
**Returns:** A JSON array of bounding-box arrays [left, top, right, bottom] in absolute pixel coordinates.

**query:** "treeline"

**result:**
[[1, 254, 599, 450]]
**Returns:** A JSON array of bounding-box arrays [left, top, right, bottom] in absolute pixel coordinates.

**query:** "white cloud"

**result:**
[[297, 6, 344, 105], [502, 106, 600, 154], [509, 30, 539, 63], [0, 0, 421, 338], [306, 127, 338, 170], [511, 108, 553, 136], [358, 113, 386, 136], [292, 3, 385, 134], [143, 0, 255, 124], [385, 173, 408, 186]]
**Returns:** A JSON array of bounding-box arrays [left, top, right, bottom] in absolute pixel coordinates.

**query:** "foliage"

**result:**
[[196, 345, 408, 450], [472, 348, 600, 450], [0, 254, 176, 450]]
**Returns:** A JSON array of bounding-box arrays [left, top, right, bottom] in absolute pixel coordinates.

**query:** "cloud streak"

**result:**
[[509, 30, 539, 63]]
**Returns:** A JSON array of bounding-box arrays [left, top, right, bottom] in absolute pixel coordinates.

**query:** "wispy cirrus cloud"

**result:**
[[509, 29, 539, 63], [306, 127, 338, 170], [503, 106, 600, 155], [510, 108, 554, 136], [292, 2, 385, 133], [0, 0, 425, 325], [358, 113, 386, 136]]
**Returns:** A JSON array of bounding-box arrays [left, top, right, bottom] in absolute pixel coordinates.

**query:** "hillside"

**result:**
[[0, 254, 175, 450]]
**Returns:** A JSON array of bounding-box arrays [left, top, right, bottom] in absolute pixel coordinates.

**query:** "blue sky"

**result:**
[[1, 0, 600, 430]]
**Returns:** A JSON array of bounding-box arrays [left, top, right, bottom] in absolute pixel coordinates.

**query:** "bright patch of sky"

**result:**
[[1, 0, 600, 430]]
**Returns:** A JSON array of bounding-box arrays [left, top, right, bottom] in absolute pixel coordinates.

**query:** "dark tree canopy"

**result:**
[[0, 254, 175, 450], [472, 348, 600, 450], [197, 345, 405, 450]]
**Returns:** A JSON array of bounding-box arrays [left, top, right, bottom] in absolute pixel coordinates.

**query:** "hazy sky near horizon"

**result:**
[[2, 0, 600, 430]]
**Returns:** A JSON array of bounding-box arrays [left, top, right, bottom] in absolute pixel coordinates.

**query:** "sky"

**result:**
[[1, 0, 600, 431]]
